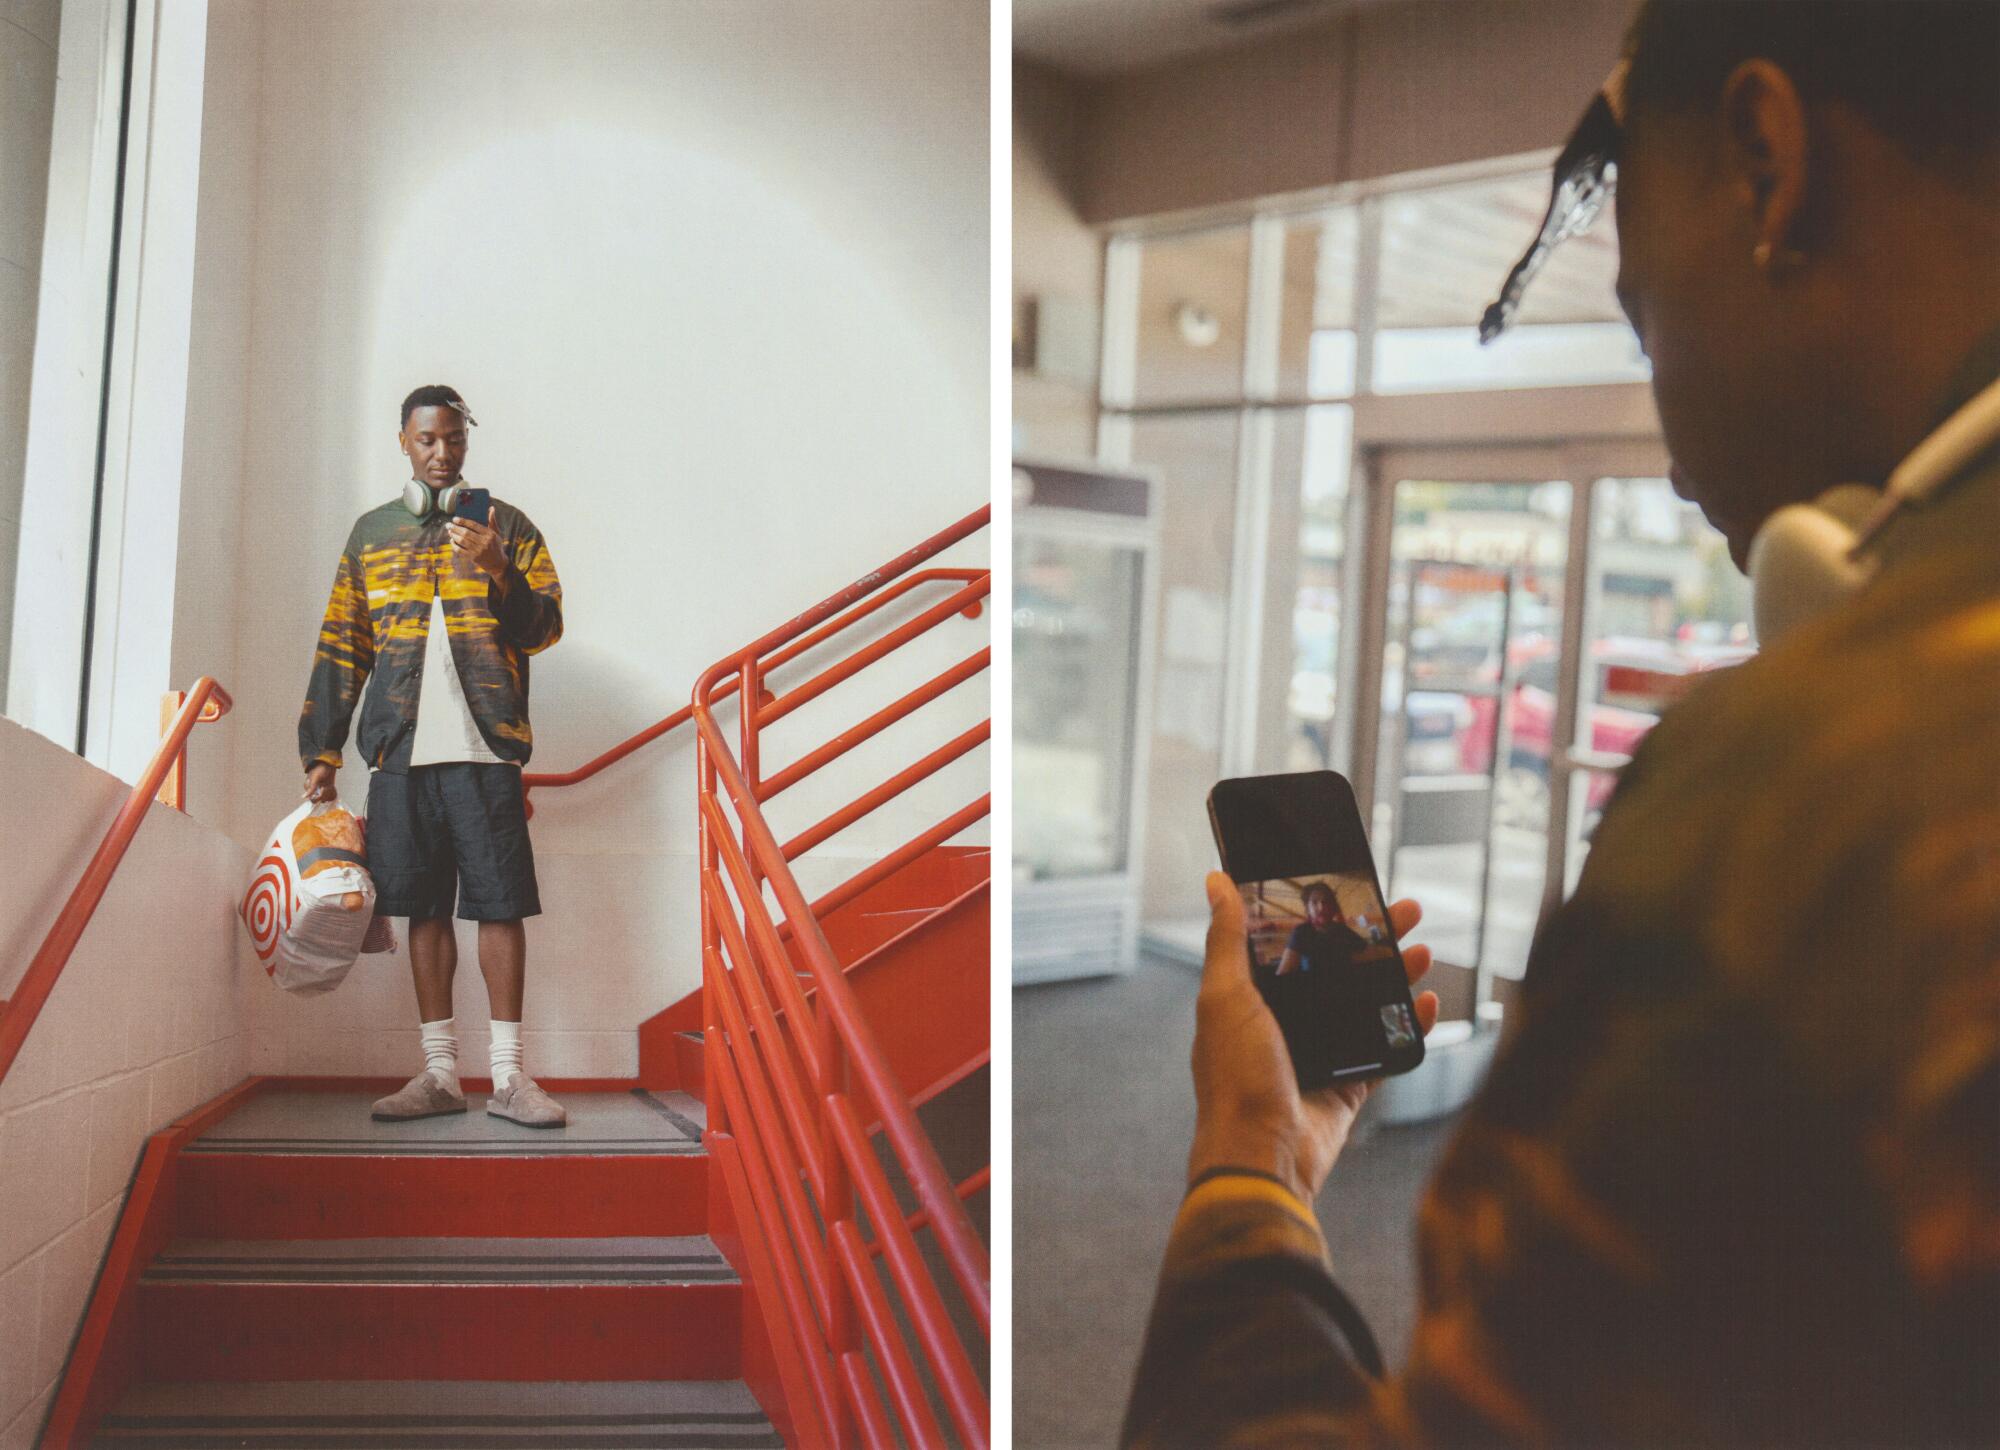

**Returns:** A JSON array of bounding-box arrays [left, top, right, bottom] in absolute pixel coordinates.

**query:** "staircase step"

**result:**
[[176, 1152, 711, 1239], [92, 1378, 779, 1447], [136, 1238, 742, 1382], [173, 1089, 711, 1239]]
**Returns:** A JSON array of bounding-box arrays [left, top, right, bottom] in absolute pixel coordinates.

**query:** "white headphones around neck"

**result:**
[[401, 478, 467, 519], [1747, 375, 2000, 644]]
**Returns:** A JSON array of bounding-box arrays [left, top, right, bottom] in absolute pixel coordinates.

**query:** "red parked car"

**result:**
[[1456, 636, 1754, 815]]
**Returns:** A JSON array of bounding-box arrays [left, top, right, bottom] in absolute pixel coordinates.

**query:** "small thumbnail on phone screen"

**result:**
[[1239, 872, 1420, 1054]]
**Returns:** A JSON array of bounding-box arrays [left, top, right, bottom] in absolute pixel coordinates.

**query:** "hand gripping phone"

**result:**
[[1207, 771, 1424, 1089]]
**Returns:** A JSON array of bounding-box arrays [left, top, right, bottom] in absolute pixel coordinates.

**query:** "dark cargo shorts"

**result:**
[[365, 762, 541, 921]]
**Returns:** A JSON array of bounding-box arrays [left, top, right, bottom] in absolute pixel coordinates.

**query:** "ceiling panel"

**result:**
[[1015, 0, 1385, 77]]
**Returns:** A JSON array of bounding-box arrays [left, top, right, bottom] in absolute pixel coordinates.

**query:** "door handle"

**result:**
[[1556, 746, 1631, 778]]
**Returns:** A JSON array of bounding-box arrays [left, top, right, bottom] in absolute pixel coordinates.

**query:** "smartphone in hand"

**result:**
[[1207, 771, 1425, 1089], [450, 486, 491, 525]]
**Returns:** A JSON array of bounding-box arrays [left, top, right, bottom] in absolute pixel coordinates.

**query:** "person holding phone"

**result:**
[[299, 384, 567, 1127], [1125, 2, 1998, 1445]]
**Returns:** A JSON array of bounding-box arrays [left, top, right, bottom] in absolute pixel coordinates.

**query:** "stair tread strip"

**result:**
[[629, 1088, 705, 1138], [183, 1141, 705, 1157], [93, 1435, 781, 1448], [144, 1237, 738, 1286], [94, 1381, 779, 1445]]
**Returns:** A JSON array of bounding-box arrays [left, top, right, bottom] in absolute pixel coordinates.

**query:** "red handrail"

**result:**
[[0, 678, 234, 1089], [519, 568, 986, 810], [693, 506, 991, 1449]]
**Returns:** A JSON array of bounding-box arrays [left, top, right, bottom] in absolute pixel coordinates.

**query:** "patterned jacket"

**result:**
[[1124, 429, 1999, 1444], [299, 496, 562, 774]]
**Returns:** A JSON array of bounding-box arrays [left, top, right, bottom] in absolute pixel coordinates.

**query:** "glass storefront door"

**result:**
[[1364, 465, 1572, 983], [1343, 443, 1741, 1004]]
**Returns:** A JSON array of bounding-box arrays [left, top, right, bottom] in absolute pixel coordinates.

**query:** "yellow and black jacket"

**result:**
[[1124, 438, 1999, 1443], [300, 496, 562, 774]]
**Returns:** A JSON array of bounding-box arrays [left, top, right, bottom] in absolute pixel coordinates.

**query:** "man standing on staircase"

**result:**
[[299, 384, 569, 1129]]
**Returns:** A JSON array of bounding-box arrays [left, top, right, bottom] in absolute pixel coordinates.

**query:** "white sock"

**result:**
[[490, 1019, 524, 1091], [419, 1017, 458, 1087]]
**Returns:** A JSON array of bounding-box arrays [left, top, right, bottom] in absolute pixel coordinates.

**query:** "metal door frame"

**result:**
[[1347, 438, 1670, 998]]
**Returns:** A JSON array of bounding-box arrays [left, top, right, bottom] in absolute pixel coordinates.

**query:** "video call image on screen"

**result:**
[[1239, 872, 1419, 1074]]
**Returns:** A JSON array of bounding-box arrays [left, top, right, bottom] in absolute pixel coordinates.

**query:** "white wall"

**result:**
[[1013, 59, 1101, 461], [185, 1, 991, 1078], [169, 0, 260, 837], [0, 716, 250, 1447]]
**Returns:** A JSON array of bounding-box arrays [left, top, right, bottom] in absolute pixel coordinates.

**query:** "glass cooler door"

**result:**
[[1013, 533, 1144, 886], [1012, 462, 1157, 984]]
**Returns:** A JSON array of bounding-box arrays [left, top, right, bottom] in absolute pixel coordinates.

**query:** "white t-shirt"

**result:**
[[409, 593, 507, 767]]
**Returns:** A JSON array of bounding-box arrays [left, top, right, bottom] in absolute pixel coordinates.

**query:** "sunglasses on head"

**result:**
[[1480, 60, 1629, 345]]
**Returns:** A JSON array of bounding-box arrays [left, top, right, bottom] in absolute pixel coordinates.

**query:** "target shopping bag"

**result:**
[[240, 799, 393, 994]]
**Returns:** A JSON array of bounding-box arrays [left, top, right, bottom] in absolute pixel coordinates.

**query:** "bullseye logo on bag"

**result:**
[[241, 852, 297, 971]]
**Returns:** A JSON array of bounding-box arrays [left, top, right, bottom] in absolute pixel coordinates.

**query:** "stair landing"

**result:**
[[185, 1086, 707, 1156]]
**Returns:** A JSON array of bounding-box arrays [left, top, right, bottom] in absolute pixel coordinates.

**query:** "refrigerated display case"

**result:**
[[1012, 459, 1159, 984]]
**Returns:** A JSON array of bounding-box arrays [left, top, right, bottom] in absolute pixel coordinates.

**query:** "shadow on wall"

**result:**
[[229, 118, 982, 853]]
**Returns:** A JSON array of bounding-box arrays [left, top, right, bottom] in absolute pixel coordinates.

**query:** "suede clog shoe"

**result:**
[[487, 1074, 567, 1128], [371, 1071, 468, 1121]]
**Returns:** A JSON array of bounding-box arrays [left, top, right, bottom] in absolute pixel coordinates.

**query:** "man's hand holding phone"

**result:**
[[448, 501, 508, 582], [1188, 871, 1437, 1207]]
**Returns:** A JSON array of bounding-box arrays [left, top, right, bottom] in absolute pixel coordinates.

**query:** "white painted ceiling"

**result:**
[[1015, 0, 1393, 77]]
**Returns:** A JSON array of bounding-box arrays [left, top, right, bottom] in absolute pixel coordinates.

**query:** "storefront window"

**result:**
[[1278, 404, 1353, 772], [1120, 411, 1241, 922], [1564, 477, 1754, 891], [1373, 174, 1645, 393], [1275, 208, 1358, 399]]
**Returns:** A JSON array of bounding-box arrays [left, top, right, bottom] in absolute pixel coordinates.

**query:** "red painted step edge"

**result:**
[[176, 1151, 710, 1239], [671, 1031, 706, 1103], [138, 1281, 742, 1382]]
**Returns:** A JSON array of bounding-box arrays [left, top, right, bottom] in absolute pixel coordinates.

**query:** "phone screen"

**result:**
[[452, 487, 490, 523], [1207, 771, 1424, 1088]]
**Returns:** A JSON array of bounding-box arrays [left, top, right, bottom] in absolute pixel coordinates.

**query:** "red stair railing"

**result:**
[[520, 566, 989, 817], [0, 678, 233, 1088], [693, 506, 991, 1449]]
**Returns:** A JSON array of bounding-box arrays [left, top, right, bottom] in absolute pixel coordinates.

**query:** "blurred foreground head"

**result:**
[[1609, 0, 2000, 566]]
